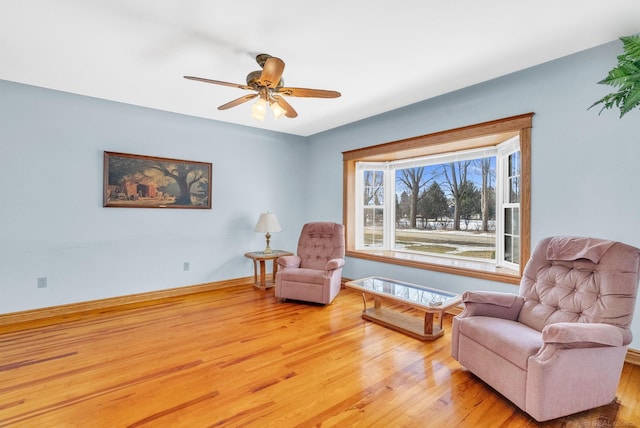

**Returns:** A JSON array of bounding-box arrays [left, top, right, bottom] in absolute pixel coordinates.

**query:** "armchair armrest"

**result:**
[[533, 322, 628, 364], [276, 255, 301, 269], [458, 290, 525, 320], [324, 258, 345, 271], [541, 322, 625, 348]]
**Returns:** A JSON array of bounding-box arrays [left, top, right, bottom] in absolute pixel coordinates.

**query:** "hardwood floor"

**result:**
[[1, 285, 638, 427]]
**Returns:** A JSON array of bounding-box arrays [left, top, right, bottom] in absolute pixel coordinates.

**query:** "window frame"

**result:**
[[496, 139, 522, 270], [343, 113, 533, 285]]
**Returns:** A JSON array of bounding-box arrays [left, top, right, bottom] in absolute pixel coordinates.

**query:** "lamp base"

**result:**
[[263, 232, 272, 254]]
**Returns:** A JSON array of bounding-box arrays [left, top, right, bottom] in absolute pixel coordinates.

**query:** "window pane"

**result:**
[[394, 158, 496, 262], [504, 207, 520, 235], [509, 177, 519, 203], [509, 151, 520, 176], [505, 209, 511, 234], [508, 152, 520, 203], [504, 207, 520, 264], [504, 235, 520, 264], [364, 207, 384, 247], [364, 171, 384, 206]]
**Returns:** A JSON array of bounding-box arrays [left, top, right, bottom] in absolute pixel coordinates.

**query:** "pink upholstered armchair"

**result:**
[[451, 236, 640, 422], [275, 222, 345, 305]]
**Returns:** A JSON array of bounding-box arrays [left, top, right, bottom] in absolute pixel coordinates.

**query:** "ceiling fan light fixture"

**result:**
[[270, 99, 287, 120], [251, 98, 267, 121]]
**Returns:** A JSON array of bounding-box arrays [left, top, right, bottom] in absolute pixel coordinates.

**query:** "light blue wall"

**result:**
[[2, 39, 639, 348], [308, 39, 640, 348], [0, 81, 307, 312]]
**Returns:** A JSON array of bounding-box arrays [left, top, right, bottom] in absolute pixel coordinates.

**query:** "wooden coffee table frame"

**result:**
[[346, 276, 461, 341]]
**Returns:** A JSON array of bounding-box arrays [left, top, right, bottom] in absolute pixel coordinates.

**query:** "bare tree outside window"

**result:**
[[396, 167, 432, 228]]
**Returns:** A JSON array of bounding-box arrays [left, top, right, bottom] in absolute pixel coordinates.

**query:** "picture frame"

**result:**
[[103, 151, 212, 209]]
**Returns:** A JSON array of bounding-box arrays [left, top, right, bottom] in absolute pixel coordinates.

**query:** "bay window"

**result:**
[[343, 114, 533, 284]]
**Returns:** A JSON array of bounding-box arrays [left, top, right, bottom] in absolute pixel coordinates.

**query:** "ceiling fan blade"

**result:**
[[218, 93, 259, 110], [257, 57, 285, 88], [272, 95, 298, 118], [184, 76, 253, 90], [274, 87, 341, 98]]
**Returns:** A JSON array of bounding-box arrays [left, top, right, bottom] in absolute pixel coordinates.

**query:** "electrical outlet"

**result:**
[[183, 262, 190, 271], [37, 277, 47, 288]]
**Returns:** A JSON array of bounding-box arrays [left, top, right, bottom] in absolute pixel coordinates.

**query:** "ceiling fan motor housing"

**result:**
[[255, 53, 272, 68], [246, 70, 263, 87]]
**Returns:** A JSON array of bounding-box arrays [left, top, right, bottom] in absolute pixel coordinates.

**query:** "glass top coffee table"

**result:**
[[345, 276, 461, 341]]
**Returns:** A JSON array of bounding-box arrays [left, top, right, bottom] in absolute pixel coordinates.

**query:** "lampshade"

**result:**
[[270, 100, 287, 120], [254, 212, 282, 233], [251, 98, 267, 121]]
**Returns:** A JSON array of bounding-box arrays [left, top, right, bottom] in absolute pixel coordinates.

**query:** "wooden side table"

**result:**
[[244, 250, 294, 290]]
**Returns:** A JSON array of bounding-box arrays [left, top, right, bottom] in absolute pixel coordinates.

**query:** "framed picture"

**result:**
[[103, 151, 212, 209]]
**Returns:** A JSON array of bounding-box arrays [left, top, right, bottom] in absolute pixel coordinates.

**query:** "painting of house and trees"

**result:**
[[103, 151, 211, 209]]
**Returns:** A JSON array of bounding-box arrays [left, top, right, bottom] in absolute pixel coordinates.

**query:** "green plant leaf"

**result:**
[[590, 34, 640, 117], [620, 84, 640, 117], [621, 35, 640, 59]]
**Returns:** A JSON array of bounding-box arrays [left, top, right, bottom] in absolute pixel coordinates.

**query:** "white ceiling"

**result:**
[[2, 1, 639, 136]]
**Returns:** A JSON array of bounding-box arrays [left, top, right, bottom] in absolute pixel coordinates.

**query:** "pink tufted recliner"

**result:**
[[275, 222, 345, 305], [451, 236, 640, 422]]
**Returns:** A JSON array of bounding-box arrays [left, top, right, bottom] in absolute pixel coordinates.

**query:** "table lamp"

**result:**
[[254, 211, 281, 254]]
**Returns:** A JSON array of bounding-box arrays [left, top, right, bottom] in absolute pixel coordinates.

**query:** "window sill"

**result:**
[[345, 249, 520, 285]]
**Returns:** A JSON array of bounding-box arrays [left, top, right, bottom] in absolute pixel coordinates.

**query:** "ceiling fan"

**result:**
[[184, 54, 341, 121]]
